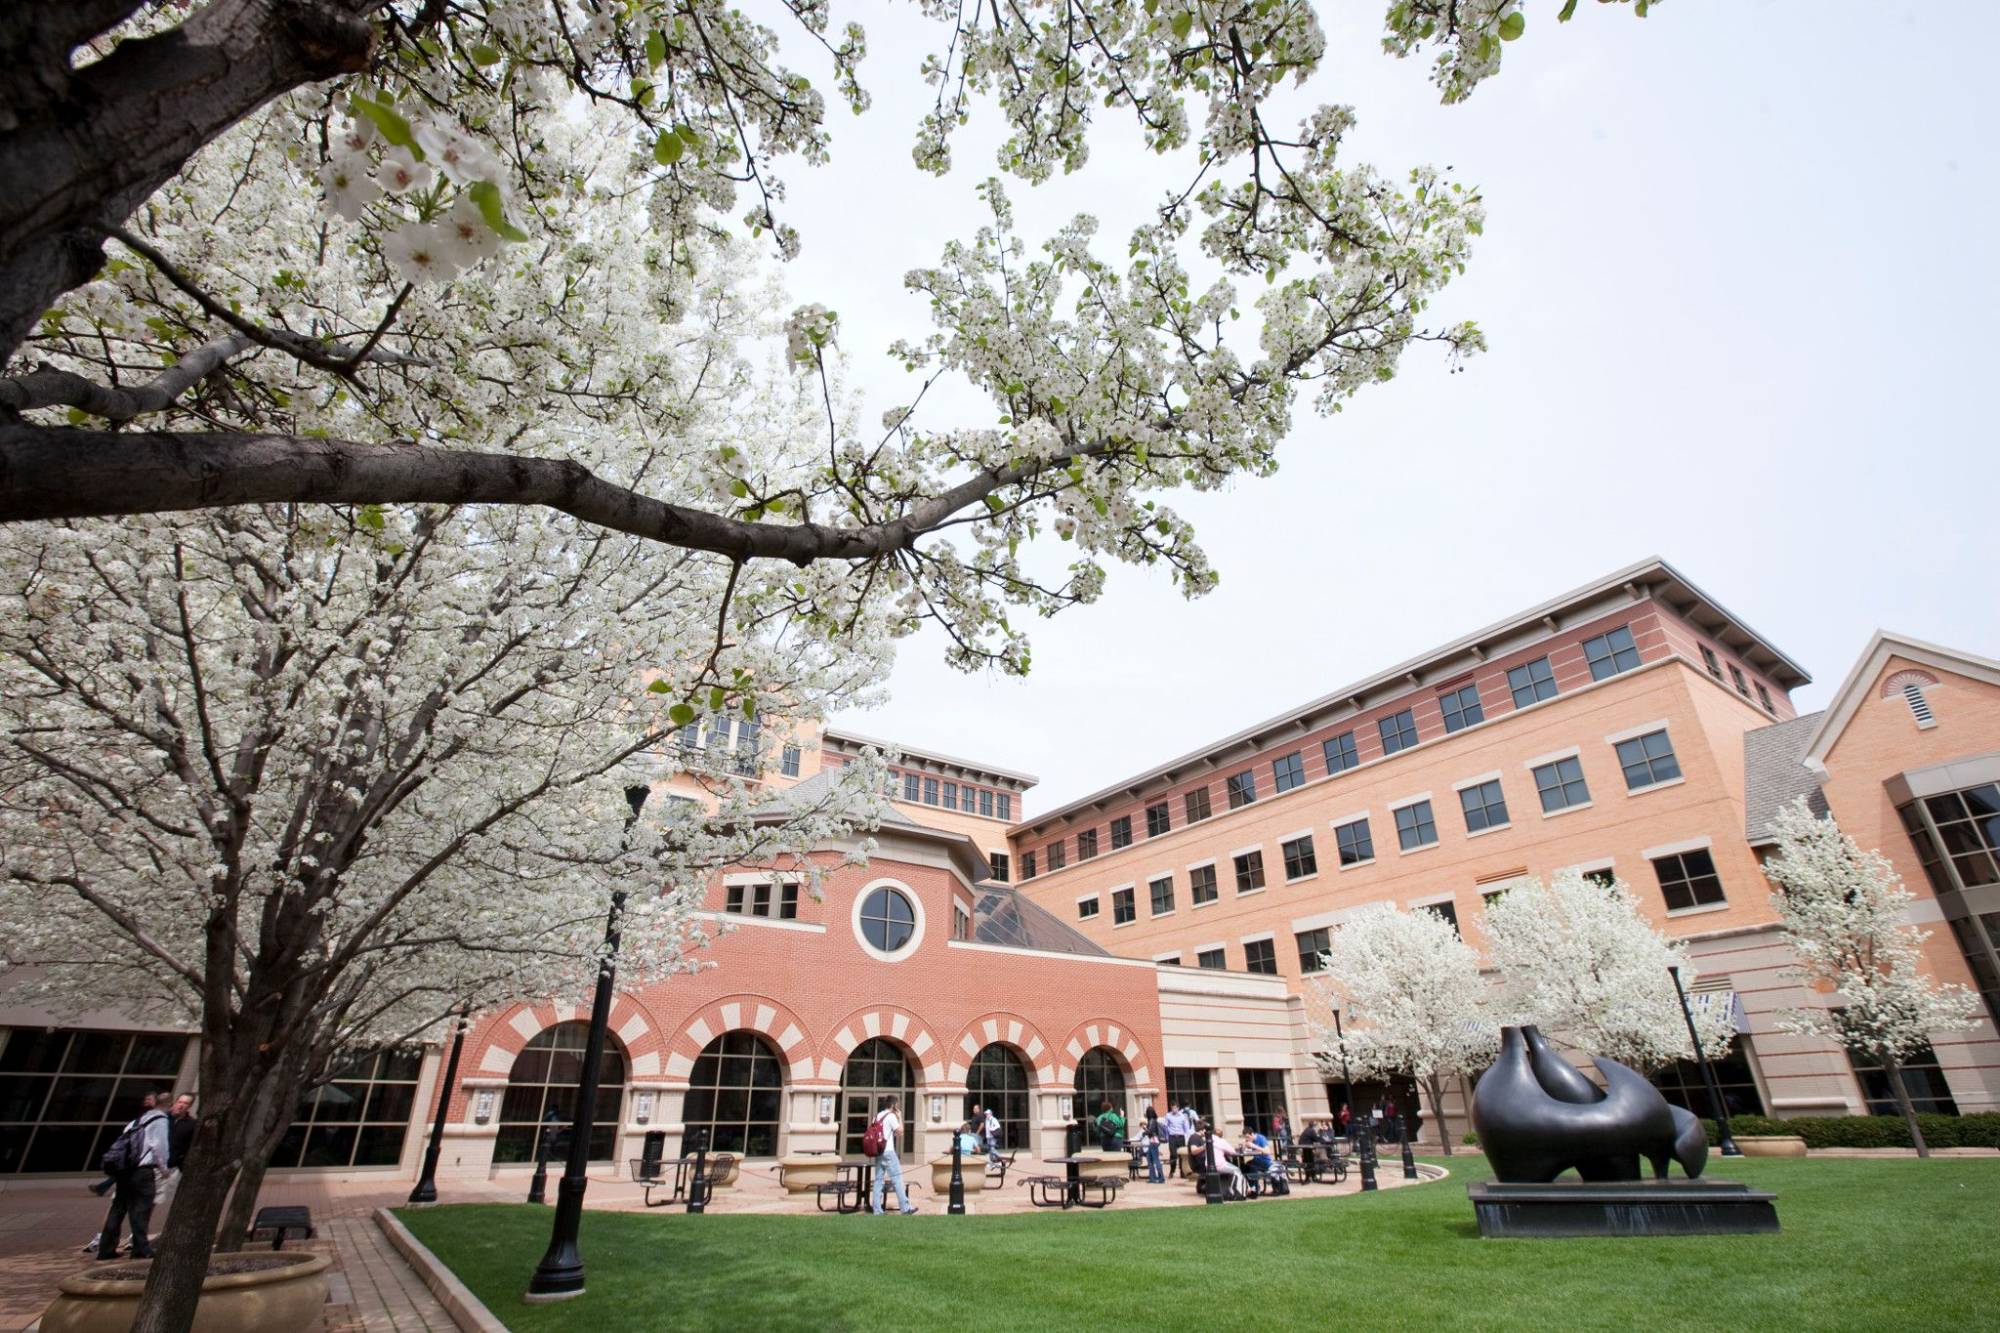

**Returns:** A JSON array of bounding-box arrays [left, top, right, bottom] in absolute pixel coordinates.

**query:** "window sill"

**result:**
[[1337, 858, 1376, 873], [1396, 841, 1440, 857], [1236, 887, 1267, 899], [1539, 800, 1595, 820], [1113, 919, 1136, 929], [1667, 900, 1730, 918], [1151, 909, 1176, 921], [1625, 776, 1686, 796], [1191, 898, 1218, 910], [1284, 873, 1319, 886], [1465, 822, 1512, 839]]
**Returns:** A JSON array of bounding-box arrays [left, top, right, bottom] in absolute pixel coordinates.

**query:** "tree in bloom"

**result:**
[[1762, 799, 1981, 1158], [1483, 868, 1736, 1074], [5, 1, 1657, 671], [1308, 903, 1494, 1154]]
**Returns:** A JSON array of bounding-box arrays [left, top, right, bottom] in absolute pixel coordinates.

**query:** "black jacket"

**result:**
[[167, 1114, 197, 1170]]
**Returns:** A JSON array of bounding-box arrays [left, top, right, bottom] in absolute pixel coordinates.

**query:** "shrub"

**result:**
[[1698, 1113, 2000, 1150], [1462, 1131, 1479, 1147]]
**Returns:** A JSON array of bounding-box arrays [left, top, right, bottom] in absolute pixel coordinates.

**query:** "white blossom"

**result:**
[[319, 153, 380, 222], [381, 223, 462, 284], [375, 148, 433, 196]]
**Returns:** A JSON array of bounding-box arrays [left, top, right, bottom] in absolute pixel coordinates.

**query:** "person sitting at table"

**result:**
[[1207, 1127, 1247, 1200]]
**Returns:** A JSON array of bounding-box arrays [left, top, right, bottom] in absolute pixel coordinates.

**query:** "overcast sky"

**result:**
[[778, 2, 1999, 813]]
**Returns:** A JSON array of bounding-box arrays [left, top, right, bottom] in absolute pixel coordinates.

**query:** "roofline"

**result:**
[[748, 804, 994, 883], [1801, 630, 2000, 764], [820, 726, 1040, 788], [1014, 556, 1808, 835]]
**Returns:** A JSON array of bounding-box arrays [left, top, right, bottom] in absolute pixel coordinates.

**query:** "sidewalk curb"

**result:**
[[374, 1207, 510, 1333]]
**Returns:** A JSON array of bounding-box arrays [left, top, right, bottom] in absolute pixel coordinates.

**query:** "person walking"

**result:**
[[867, 1095, 918, 1215], [95, 1088, 172, 1260], [981, 1104, 1003, 1169]]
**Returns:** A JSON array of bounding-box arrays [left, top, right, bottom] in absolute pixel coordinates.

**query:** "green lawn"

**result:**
[[397, 1158, 2000, 1332]]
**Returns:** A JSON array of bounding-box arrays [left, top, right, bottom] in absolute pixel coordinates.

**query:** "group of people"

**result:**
[[85, 1089, 196, 1260]]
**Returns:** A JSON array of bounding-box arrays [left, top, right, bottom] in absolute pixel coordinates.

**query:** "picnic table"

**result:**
[[1025, 1155, 1121, 1209], [629, 1155, 700, 1206]]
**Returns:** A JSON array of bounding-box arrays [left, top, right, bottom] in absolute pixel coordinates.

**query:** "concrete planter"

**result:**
[[1734, 1135, 1808, 1158], [779, 1156, 839, 1194], [1073, 1150, 1128, 1182], [929, 1157, 990, 1194], [705, 1156, 741, 1189], [42, 1251, 331, 1333]]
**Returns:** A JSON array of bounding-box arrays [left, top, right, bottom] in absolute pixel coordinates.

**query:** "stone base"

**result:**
[[1468, 1179, 1780, 1238]]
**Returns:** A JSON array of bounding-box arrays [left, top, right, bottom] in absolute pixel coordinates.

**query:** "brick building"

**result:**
[[3, 556, 1996, 1181]]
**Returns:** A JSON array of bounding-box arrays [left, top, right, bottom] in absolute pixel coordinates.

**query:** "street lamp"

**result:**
[[1669, 965, 1742, 1158], [526, 783, 650, 1302], [408, 1005, 470, 1205], [1331, 1010, 1377, 1193]]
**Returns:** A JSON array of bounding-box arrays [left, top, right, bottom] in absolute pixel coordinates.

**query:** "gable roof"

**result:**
[[1801, 632, 2000, 769], [1744, 711, 1829, 845]]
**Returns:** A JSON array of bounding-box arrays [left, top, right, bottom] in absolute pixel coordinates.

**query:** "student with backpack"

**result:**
[[863, 1095, 918, 1215], [1094, 1100, 1125, 1152], [94, 1088, 173, 1260]]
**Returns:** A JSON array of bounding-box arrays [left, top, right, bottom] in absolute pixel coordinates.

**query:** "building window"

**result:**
[[1908, 787, 2000, 888], [274, 1046, 426, 1170], [1190, 864, 1219, 905], [780, 744, 801, 778], [1112, 887, 1136, 926], [979, 788, 995, 817], [1439, 684, 1484, 734], [1234, 850, 1267, 893], [1166, 1069, 1215, 1120], [1147, 802, 1172, 838], [1047, 839, 1067, 871], [1459, 779, 1509, 833], [1077, 828, 1099, 861], [1273, 751, 1305, 794], [1074, 1048, 1129, 1126], [1020, 850, 1037, 880], [1150, 875, 1176, 916], [923, 776, 940, 805], [684, 1032, 785, 1158], [1076, 896, 1100, 920], [1237, 1069, 1289, 1136], [1185, 787, 1213, 823], [677, 719, 702, 751], [706, 717, 732, 754], [724, 882, 798, 919], [1379, 708, 1419, 755], [1334, 818, 1374, 867], [1508, 657, 1558, 708], [1615, 730, 1682, 790], [1848, 1041, 1959, 1116], [1729, 665, 1750, 697], [1754, 682, 1776, 714], [0, 1028, 189, 1174], [1420, 899, 1460, 936], [965, 1044, 1032, 1151], [496, 1023, 625, 1163], [954, 904, 973, 940], [840, 1038, 916, 1156], [1653, 848, 1726, 912], [1394, 800, 1438, 851], [997, 793, 1012, 820], [1110, 815, 1133, 850], [1582, 625, 1642, 680], [942, 780, 959, 810], [903, 772, 921, 802], [1581, 866, 1617, 889], [1243, 939, 1278, 975], [1281, 835, 1318, 880], [1651, 1035, 1765, 1118], [1700, 644, 1723, 679], [1324, 731, 1359, 775], [1196, 947, 1227, 970], [1296, 927, 1332, 973], [1226, 770, 1258, 809], [857, 886, 920, 954], [1532, 756, 1591, 813], [989, 852, 1010, 882]]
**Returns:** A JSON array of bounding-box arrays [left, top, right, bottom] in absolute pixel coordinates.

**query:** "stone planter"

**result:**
[[705, 1156, 741, 1189], [1073, 1150, 1128, 1182], [42, 1251, 331, 1333], [929, 1157, 990, 1194], [779, 1155, 839, 1194], [1734, 1134, 1808, 1158]]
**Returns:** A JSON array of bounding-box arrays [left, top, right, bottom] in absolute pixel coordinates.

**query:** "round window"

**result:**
[[858, 887, 917, 953]]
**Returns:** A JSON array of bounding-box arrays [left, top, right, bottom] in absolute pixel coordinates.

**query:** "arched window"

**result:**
[[1073, 1047, 1127, 1124], [684, 1032, 785, 1157], [494, 1022, 625, 1164], [840, 1038, 915, 1155], [963, 1044, 1031, 1150]]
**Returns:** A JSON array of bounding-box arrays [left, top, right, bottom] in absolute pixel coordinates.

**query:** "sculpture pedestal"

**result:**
[[1468, 1179, 1779, 1238]]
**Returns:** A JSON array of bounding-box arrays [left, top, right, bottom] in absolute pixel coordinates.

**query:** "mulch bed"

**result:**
[[87, 1253, 315, 1282]]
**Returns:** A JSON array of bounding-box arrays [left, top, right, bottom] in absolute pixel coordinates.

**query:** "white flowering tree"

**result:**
[[1763, 799, 1981, 1157], [1484, 868, 1736, 1074], [1308, 904, 1494, 1154], [4, 0, 1660, 670]]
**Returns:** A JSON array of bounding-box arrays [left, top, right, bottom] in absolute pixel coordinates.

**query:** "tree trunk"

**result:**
[[128, 1123, 242, 1333], [1881, 1052, 1931, 1159], [1424, 1073, 1453, 1156]]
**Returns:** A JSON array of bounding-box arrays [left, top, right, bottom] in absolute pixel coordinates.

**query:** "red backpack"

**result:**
[[861, 1111, 889, 1158]]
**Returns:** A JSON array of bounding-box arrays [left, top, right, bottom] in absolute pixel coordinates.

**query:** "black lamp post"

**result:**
[[948, 1124, 966, 1215], [1399, 1104, 1418, 1180], [408, 1005, 470, 1205], [528, 1108, 561, 1204], [526, 784, 650, 1302], [1332, 1011, 1377, 1193], [684, 1126, 710, 1214], [1669, 965, 1741, 1157]]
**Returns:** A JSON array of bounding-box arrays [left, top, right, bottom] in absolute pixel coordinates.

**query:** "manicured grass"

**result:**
[[398, 1158, 2000, 1331]]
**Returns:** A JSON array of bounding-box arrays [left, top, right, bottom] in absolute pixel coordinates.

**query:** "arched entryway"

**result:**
[[840, 1037, 916, 1155], [963, 1043, 1032, 1149], [1073, 1046, 1128, 1124], [494, 1021, 626, 1163], [684, 1031, 785, 1157]]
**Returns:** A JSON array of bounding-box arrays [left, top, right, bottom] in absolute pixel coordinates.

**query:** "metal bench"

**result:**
[[630, 1156, 686, 1207], [248, 1205, 314, 1251], [985, 1150, 1017, 1187], [1021, 1174, 1071, 1208]]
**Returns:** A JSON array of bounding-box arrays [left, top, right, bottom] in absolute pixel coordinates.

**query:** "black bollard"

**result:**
[[1400, 1110, 1418, 1180], [686, 1129, 709, 1214], [1356, 1119, 1378, 1193], [948, 1131, 966, 1215]]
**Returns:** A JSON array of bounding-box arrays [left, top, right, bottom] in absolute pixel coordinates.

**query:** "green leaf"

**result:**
[[357, 504, 386, 532], [708, 687, 726, 711], [351, 97, 420, 156], [741, 697, 757, 720], [1498, 11, 1525, 40], [647, 679, 673, 694], [468, 42, 502, 65], [66, 407, 90, 425], [645, 30, 666, 68], [1170, 11, 1193, 41], [1557, 0, 1578, 19], [654, 128, 685, 166], [465, 180, 529, 242], [668, 703, 696, 725]]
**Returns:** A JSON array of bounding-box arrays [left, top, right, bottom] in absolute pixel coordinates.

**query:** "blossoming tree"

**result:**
[[4, 1, 1660, 671], [1762, 799, 1981, 1157], [1309, 902, 1494, 1153], [1483, 868, 1736, 1073]]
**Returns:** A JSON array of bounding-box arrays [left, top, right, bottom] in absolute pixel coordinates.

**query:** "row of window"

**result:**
[[1023, 625, 1661, 881], [898, 770, 1014, 821], [723, 882, 800, 920], [1697, 643, 1779, 715]]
